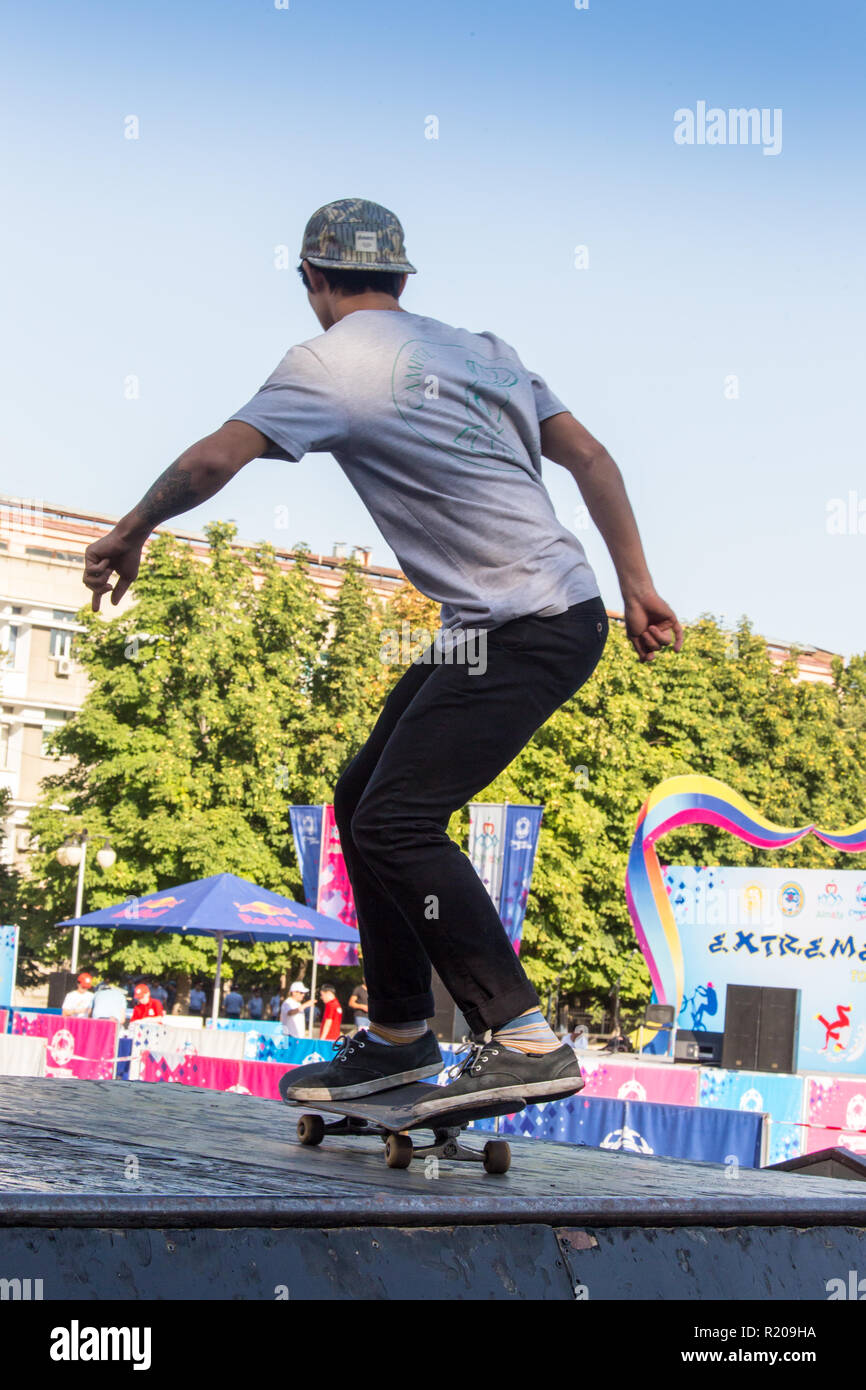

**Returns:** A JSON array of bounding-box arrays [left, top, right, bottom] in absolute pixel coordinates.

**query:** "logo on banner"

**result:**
[[778, 881, 805, 917], [742, 883, 764, 916], [850, 884, 866, 921], [233, 900, 314, 929], [112, 895, 184, 921], [845, 1095, 866, 1131], [739, 1088, 763, 1112], [616, 1080, 647, 1102], [817, 882, 844, 921], [514, 816, 530, 841], [48, 1029, 76, 1067], [600, 1126, 653, 1154]]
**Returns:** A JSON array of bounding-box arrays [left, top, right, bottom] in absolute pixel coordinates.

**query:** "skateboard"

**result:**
[[279, 1076, 524, 1174]]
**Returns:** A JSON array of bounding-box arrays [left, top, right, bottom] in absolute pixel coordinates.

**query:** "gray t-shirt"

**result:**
[[229, 310, 599, 630]]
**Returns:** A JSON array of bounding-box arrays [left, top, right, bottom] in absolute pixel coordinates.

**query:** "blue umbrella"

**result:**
[[58, 872, 359, 1022]]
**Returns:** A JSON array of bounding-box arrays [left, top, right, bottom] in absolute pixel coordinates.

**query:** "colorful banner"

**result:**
[[289, 805, 324, 908], [315, 803, 360, 967], [472, 1093, 766, 1167], [804, 1074, 866, 1133], [127, 1020, 246, 1077], [699, 1068, 806, 1165], [246, 1033, 337, 1066], [139, 1051, 289, 1101], [580, 1055, 700, 1107], [0, 926, 19, 1009], [468, 803, 507, 909], [0, 1009, 7, 1035], [11, 1012, 118, 1080], [498, 806, 543, 952], [625, 775, 866, 1075]]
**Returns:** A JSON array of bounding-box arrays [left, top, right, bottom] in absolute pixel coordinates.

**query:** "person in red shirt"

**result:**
[[131, 982, 165, 1022], [318, 984, 343, 1042]]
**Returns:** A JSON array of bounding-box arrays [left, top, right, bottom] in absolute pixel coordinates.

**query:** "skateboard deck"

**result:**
[[280, 1078, 526, 1174]]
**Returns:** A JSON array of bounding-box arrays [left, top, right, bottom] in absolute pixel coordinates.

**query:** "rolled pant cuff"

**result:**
[[367, 990, 436, 1025], [463, 982, 540, 1036]]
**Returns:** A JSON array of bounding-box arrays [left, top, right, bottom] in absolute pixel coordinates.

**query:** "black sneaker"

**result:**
[[279, 1029, 443, 1102], [410, 1041, 584, 1119]]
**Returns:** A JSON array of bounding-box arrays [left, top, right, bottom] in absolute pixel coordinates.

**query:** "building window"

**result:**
[[50, 611, 76, 660], [41, 709, 70, 757], [1, 624, 18, 668], [0, 723, 9, 769]]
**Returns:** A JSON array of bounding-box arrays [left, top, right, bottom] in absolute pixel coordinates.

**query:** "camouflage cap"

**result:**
[[300, 197, 417, 274]]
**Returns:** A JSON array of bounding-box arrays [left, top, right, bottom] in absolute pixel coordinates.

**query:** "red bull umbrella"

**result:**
[[58, 872, 359, 1021]]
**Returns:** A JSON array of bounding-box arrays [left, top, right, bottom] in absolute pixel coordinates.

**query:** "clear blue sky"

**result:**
[[2, 0, 863, 657]]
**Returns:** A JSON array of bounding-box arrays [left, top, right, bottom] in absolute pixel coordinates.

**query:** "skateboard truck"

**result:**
[[295, 1111, 512, 1174]]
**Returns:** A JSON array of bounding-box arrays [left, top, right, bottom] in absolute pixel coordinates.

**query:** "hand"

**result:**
[[622, 588, 684, 663], [83, 527, 145, 612]]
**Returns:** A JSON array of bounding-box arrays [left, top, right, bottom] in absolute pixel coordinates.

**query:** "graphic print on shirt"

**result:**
[[391, 339, 522, 470]]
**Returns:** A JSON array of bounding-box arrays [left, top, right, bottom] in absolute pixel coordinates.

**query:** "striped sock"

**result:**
[[367, 1019, 428, 1046], [492, 1007, 562, 1056]]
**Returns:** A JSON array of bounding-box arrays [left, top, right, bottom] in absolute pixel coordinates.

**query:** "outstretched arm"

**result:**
[[83, 421, 268, 611], [540, 411, 684, 662]]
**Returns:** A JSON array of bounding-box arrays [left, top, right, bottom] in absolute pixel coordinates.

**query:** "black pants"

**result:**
[[334, 597, 608, 1035]]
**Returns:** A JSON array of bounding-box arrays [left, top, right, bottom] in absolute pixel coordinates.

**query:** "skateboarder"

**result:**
[[83, 198, 683, 1114]]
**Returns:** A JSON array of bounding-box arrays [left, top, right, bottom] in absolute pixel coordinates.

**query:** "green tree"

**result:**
[[17, 525, 329, 993]]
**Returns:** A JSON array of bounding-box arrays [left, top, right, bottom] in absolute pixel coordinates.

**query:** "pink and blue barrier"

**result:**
[[699, 1069, 806, 1165], [472, 1092, 766, 1167]]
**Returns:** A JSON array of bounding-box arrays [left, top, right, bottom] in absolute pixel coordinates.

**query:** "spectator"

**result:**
[[564, 1022, 589, 1051], [62, 971, 95, 1018], [269, 990, 281, 1021], [247, 988, 264, 1021], [348, 979, 369, 1032], [280, 981, 314, 1039], [188, 982, 206, 1017], [318, 983, 343, 1042], [91, 981, 127, 1025], [166, 979, 178, 1013], [151, 982, 168, 1006], [223, 983, 244, 1020], [131, 982, 165, 1021]]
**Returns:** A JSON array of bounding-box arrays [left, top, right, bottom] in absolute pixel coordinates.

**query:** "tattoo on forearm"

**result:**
[[135, 459, 203, 529]]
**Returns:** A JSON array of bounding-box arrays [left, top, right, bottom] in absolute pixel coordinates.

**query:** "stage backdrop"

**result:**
[[661, 864, 866, 1074], [626, 775, 866, 1077]]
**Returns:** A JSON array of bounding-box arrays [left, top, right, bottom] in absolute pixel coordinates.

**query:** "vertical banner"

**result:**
[[289, 806, 324, 907], [498, 806, 544, 953], [468, 804, 507, 910], [315, 804, 360, 967], [0, 926, 19, 1010]]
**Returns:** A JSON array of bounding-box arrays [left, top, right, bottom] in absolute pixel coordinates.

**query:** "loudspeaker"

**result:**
[[428, 969, 469, 1044], [47, 970, 77, 1009], [721, 985, 800, 1073], [675, 1029, 724, 1065], [722, 985, 760, 1070], [757, 987, 800, 1073]]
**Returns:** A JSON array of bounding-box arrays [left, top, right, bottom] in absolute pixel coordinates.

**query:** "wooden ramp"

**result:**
[[0, 1077, 865, 1299]]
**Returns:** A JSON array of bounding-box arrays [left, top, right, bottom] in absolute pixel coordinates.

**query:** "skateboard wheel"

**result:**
[[482, 1140, 511, 1175], [297, 1113, 325, 1146], [384, 1133, 413, 1169]]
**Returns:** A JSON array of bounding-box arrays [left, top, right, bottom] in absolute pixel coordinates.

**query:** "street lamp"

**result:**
[[55, 831, 117, 972]]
